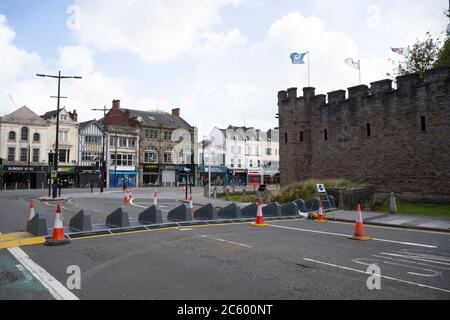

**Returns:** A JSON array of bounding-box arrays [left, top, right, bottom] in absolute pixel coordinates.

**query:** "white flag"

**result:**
[[345, 58, 360, 70]]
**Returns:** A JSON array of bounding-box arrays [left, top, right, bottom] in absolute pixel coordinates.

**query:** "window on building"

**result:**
[[118, 137, 127, 147], [144, 129, 150, 140], [257, 160, 261, 167], [8, 147, 15, 161], [164, 131, 172, 141], [111, 154, 116, 165], [144, 147, 158, 163], [275, 149, 278, 156], [266, 148, 272, 155], [238, 159, 242, 168], [85, 136, 101, 144], [230, 159, 235, 168], [20, 148, 28, 162], [324, 129, 328, 141], [366, 123, 371, 137], [32, 149, 39, 163], [299, 131, 304, 143], [58, 149, 69, 163], [33, 133, 40, 142], [58, 131, 68, 144], [129, 138, 136, 148], [421, 116, 426, 131], [238, 146, 242, 154], [151, 130, 159, 140], [231, 146, 235, 154], [285, 132, 288, 144], [249, 160, 253, 167], [163, 148, 173, 163], [8, 131, 16, 141], [21, 127, 29, 141]]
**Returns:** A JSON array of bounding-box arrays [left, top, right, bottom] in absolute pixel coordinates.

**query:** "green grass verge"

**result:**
[[373, 202, 450, 217], [223, 194, 260, 203]]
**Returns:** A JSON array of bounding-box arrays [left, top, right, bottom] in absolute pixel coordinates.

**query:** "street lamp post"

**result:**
[[27, 145, 31, 190], [36, 71, 82, 198]]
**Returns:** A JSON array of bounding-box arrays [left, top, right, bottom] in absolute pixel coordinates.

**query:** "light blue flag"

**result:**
[[290, 52, 307, 64]]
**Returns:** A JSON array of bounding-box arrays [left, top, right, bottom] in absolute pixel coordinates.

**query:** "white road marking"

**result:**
[[201, 235, 252, 248], [7, 247, 79, 300], [379, 252, 450, 266], [268, 224, 437, 248], [372, 254, 450, 271], [351, 258, 441, 277], [304, 258, 450, 294]]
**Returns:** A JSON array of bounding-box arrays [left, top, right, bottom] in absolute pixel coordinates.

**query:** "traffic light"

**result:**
[[48, 152, 55, 166]]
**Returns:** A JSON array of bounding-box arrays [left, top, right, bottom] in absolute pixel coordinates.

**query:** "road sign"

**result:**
[[51, 171, 57, 179]]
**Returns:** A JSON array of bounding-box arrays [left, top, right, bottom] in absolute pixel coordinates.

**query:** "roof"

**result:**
[[1, 106, 47, 125], [124, 109, 193, 130], [40, 110, 58, 120], [79, 119, 104, 132]]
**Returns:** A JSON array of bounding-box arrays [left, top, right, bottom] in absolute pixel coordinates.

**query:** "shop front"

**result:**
[[108, 170, 138, 188], [200, 165, 228, 186], [178, 164, 196, 186], [261, 169, 280, 185], [227, 168, 248, 186], [142, 163, 160, 186], [58, 166, 79, 188], [78, 167, 102, 188], [2, 165, 48, 190], [248, 170, 262, 188]]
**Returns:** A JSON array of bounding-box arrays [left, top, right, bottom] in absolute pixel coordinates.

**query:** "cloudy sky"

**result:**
[[0, 0, 448, 138]]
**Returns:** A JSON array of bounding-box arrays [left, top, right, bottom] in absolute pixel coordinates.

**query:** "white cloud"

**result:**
[[72, 0, 242, 63]]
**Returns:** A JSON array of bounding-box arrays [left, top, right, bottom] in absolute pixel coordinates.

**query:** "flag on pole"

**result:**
[[391, 47, 408, 56], [290, 52, 308, 64], [344, 58, 360, 70]]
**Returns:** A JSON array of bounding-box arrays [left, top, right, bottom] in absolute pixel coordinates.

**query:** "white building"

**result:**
[[0, 106, 49, 189], [41, 107, 79, 188]]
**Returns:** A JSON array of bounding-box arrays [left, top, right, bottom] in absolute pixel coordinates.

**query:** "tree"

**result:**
[[388, 32, 442, 81], [434, 8, 450, 68]]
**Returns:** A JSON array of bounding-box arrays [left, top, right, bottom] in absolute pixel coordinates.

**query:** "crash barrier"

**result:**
[[168, 203, 193, 222], [218, 203, 242, 219], [281, 202, 299, 216], [28, 195, 340, 241], [69, 210, 93, 232], [262, 202, 281, 217], [195, 203, 219, 221], [26, 213, 48, 236], [106, 206, 130, 228], [241, 203, 258, 218], [139, 205, 163, 225]]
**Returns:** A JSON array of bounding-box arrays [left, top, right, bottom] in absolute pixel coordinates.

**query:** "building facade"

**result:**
[[277, 67, 450, 198], [78, 119, 107, 188], [41, 108, 79, 188], [0, 106, 49, 189]]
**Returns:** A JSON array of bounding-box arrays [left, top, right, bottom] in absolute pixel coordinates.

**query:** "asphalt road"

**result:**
[[0, 189, 449, 300]]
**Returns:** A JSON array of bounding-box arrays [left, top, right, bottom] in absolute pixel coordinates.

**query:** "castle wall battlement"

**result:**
[[277, 67, 450, 197]]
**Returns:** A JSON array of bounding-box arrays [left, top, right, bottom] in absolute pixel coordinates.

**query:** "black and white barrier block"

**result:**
[[106, 206, 130, 228], [69, 210, 93, 232], [281, 202, 299, 216], [195, 203, 219, 220], [138, 205, 163, 225], [241, 203, 258, 218], [26, 212, 48, 236], [168, 203, 192, 222], [295, 199, 307, 212], [218, 203, 241, 219], [262, 202, 281, 217]]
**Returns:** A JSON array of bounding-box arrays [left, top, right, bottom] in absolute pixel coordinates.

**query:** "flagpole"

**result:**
[[307, 51, 310, 87], [358, 60, 361, 85]]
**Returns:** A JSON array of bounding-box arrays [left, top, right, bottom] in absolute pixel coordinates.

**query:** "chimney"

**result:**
[[112, 99, 121, 109], [71, 109, 78, 122], [172, 108, 180, 117]]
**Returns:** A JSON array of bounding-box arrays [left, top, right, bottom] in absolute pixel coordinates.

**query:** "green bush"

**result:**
[[271, 179, 355, 203]]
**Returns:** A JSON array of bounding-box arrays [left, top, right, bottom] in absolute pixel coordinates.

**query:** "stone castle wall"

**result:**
[[277, 67, 450, 198]]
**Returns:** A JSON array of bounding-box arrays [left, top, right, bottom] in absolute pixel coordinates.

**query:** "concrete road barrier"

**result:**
[[295, 199, 307, 212], [241, 203, 258, 218], [138, 205, 163, 225], [262, 202, 281, 217], [106, 206, 130, 228], [218, 203, 241, 219], [281, 202, 299, 216], [69, 210, 93, 232], [168, 203, 192, 222], [26, 213, 48, 236], [195, 203, 219, 220], [306, 198, 320, 211]]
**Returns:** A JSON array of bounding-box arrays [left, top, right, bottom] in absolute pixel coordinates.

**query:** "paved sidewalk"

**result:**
[[184, 194, 450, 233]]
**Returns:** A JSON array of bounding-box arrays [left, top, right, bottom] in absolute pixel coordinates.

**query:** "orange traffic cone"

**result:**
[[124, 191, 130, 205], [28, 200, 35, 221], [349, 204, 372, 241], [315, 201, 327, 222], [153, 189, 158, 206], [46, 203, 70, 246], [252, 199, 268, 227]]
